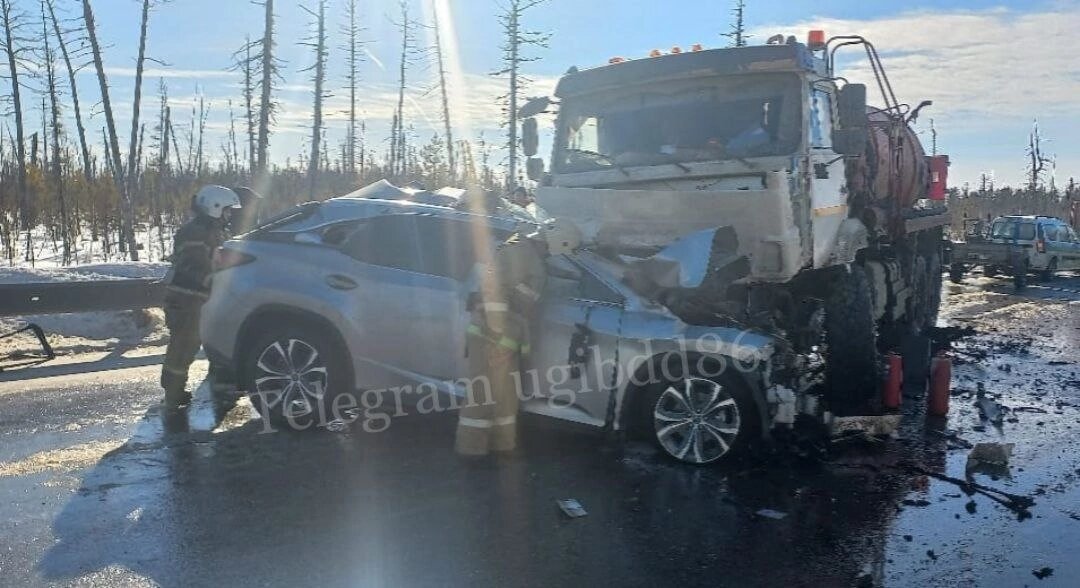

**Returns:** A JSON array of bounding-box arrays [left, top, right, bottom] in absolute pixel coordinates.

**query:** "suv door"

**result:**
[[338, 214, 477, 384], [1063, 225, 1080, 270]]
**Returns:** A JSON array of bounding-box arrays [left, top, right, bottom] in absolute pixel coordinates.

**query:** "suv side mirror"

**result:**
[[526, 157, 545, 181], [522, 118, 539, 157]]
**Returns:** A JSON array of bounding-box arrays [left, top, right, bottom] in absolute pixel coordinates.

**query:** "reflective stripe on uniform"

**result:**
[[515, 283, 541, 302], [479, 302, 509, 312], [467, 324, 525, 353], [166, 284, 210, 299], [162, 365, 189, 376], [494, 416, 516, 426], [458, 417, 494, 429]]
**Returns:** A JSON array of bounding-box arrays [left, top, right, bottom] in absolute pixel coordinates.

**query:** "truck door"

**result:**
[[808, 88, 847, 267]]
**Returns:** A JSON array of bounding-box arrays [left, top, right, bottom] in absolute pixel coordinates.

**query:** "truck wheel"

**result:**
[[1041, 258, 1058, 282], [949, 263, 965, 284], [244, 321, 352, 430], [824, 265, 881, 415]]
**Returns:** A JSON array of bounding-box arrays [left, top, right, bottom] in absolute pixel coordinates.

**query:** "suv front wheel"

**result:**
[[244, 321, 352, 430]]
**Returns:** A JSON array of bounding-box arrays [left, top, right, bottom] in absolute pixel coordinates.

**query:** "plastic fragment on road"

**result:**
[[557, 499, 587, 518], [967, 442, 1014, 467], [974, 395, 1005, 424], [754, 508, 788, 520]]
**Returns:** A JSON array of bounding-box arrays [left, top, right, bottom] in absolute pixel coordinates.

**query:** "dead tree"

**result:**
[[432, 0, 455, 181], [1, 0, 31, 260], [341, 0, 364, 177], [125, 0, 155, 215], [494, 0, 549, 189], [254, 0, 281, 184], [722, 0, 748, 48], [390, 0, 421, 178], [40, 0, 71, 263], [45, 0, 91, 182], [230, 35, 257, 174], [1027, 119, 1052, 193], [82, 0, 139, 260], [300, 0, 328, 199]]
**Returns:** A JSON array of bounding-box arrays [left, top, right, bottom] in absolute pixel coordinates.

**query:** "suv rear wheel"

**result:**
[[244, 320, 352, 430]]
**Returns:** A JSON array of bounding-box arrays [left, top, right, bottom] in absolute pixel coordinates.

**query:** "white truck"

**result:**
[[519, 32, 951, 416]]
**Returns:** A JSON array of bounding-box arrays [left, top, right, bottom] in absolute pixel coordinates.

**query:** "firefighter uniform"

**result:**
[[455, 233, 547, 455], [160, 215, 226, 407]]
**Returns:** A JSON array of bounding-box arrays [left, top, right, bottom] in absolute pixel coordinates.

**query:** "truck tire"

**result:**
[[949, 263, 965, 284], [824, 265, 880, 415]]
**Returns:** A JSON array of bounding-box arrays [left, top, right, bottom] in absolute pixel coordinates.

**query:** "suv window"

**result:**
[[341, 214, 487, 280], [991, 219, 1035, 241], [1042, 224, 1061, 242]]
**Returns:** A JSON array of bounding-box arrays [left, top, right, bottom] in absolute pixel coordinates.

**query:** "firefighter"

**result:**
[[160, 185, 241, 409], [455, 219, 581, 456]]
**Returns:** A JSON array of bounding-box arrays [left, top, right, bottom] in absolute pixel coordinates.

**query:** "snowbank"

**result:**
[[0, 262, 169, 284]]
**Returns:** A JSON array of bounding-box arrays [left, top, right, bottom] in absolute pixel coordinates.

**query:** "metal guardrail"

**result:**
[[0, 279, 167, 317]]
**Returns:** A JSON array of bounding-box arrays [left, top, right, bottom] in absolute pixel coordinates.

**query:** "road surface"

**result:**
[[1, 273, 1079, 587]]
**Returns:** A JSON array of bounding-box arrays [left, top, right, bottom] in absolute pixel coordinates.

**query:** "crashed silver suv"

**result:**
[[200, 195, 801, 464]]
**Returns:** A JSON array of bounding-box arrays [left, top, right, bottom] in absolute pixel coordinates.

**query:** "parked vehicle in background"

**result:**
[[949, 215, 1080, 289]]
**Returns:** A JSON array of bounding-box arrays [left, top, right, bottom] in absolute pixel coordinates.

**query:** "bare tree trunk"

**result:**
[[495, 0, 549, 189], [1, 0, 29, 261], [125, 0, 150, 211], [82, 0, 139, 260], [242, 37, 256, 174], [255, 0, 275, 183], [344, 0, 361, 177], [304, 0, 327, 199], [46, 0, 91, 183], [391, 0, 414, 178], [433, 2, 455, 182], [41, 0, 70, 264]]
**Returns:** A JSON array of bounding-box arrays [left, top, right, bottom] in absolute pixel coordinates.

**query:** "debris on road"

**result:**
[[1032, 567, 1054, 580], [975, 395, 1006, 424], [967, 443, 1015, 467], [754, 508, 788, 520], [557, 499, 588, 518]]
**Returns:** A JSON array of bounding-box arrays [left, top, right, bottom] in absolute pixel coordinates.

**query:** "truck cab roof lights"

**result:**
[[649, 49, 663, 57], [671, 46, 682, 54], [609, 56, 627, 64], [808, 30, 826, 51], [691, 43, 704, 52]]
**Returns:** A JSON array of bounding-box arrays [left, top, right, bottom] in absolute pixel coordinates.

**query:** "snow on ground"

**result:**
[[1, 257, 172, 360]]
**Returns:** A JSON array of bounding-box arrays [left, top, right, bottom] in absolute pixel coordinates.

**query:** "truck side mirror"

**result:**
[[522, 118, 539, 157], [837, 83, 867, 129], [526, 157, 545, 181], [518, 96, 551, 119], [831, 128, 867, 156]]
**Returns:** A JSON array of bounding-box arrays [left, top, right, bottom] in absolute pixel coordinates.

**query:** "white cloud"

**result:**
[[759, 5, 1080, 128], [97, 67, 237, 80]]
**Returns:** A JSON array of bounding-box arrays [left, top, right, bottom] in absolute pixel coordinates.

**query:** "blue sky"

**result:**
[[42, 0, 1080, 187]]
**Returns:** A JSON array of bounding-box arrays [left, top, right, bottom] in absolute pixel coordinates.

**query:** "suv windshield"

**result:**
[[556, 73, 802, 172], [990, 218, 1036, 241]]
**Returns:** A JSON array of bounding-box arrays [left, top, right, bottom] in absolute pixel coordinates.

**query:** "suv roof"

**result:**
[[258, 197, 525, 235], [999, 215, 1064, 223]]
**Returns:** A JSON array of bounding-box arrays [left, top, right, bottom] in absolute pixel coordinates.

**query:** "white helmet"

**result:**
[[541, 218, 582, 256], [194, 185, 241, 219]]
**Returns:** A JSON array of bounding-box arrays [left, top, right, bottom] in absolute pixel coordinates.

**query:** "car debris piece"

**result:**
[[754, 508, 788, 520], [557, 499, 588, 518], [967, 442, 1015, 467], [974, 395, 1005, 424], [1032, 567, 1054, 580]]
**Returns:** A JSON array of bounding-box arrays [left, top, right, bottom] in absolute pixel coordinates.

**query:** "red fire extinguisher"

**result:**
[[928, 352, 952, 417], [882, 352, 903, 409]]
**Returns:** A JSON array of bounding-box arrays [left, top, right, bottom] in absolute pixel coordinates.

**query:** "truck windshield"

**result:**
[[556, 73, 802, 173], [990, 219, 1036, 241]]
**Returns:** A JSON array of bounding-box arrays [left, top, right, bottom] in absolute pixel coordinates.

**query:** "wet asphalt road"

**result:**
[[1, 274, 1080, 587]]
